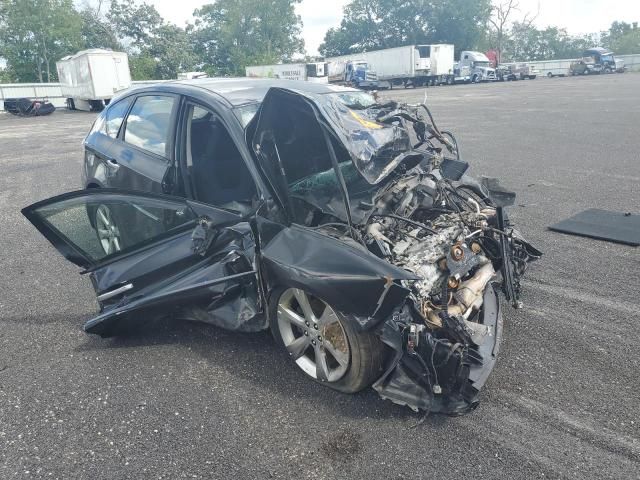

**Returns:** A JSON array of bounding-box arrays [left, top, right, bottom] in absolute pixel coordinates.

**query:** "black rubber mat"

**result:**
[[549, 209, 640, 246]]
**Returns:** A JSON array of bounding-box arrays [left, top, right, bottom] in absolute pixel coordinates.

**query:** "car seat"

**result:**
[[190, 120, 256, 206]]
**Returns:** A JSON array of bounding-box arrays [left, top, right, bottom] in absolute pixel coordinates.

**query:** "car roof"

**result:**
[[169, 77, 359, 107]]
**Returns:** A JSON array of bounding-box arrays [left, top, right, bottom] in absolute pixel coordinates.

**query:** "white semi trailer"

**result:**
[[245, 63, 328, 83], [326, 44, 457, 88], [56, 49, 131, 111]]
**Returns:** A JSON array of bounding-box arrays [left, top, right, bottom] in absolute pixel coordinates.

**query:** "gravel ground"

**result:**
[[1, 74, 639, 479]]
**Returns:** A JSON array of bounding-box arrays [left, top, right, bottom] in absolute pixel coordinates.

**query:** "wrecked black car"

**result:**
[[23, 79, 540, 415]]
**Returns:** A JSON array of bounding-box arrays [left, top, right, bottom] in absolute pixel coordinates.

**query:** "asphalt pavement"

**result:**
[[1, 74, 639, 479]]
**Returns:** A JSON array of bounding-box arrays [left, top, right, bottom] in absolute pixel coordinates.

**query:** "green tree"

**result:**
[[0, 0, 84, 82], [429, 0, 492, 54], [79, 1, 122, 50], [104, 0, 197, 79], [319, 0, 491, 57], [106, 0, 163, 48], [504, 23, 597, 61], [602, 21, 640, 55], [192, 0, 304, 76], [128, 53, 157, 80], [146, 24, 198, 79]]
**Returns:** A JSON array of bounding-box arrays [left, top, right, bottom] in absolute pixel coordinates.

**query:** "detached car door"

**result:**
[[22, 189, 258, 337]]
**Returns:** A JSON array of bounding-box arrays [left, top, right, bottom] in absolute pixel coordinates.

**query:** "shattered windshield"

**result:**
[[236, 92, 376, 128], [234, 103, 260, 127], [328, 91, 377, 110], [317, 92, 415, 185]]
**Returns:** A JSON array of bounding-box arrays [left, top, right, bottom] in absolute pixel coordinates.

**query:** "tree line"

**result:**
[[0, 0, 638, 83]]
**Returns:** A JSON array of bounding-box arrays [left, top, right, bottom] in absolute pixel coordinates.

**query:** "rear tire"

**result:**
[[269, 286, 386, 394], [93, 204, 123, 255]]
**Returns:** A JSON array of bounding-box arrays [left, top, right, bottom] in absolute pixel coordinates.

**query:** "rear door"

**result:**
[[83, 95, 134, 185], [22, 189, 258, 337], [107, 94, 180, 195]]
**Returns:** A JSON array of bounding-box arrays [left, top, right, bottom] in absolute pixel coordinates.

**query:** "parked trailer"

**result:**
[[245, 63, 329, 84], [527, 59, 572, 78], [327, 45, 457, 88], [496, 63, 538, 81], [56, 49, 131, 111]]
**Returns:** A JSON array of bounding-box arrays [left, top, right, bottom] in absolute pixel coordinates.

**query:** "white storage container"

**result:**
[[56, 49, 131, 109]]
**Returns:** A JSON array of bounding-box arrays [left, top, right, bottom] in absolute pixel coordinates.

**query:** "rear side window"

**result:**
[[105, 98, 132, 138], [124, 95, 175, 157]]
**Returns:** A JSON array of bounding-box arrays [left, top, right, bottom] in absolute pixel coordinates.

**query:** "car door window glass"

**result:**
[[105, 97, 132, 138], [186, 105, 256, 207], [31, 194, 197, 263], [124, 95, 175, 157]]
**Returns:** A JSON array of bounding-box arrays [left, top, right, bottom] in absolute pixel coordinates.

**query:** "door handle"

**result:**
[[97, 283, 133, 302]]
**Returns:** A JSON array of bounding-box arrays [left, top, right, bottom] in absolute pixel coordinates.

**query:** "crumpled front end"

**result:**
[[251, 87, 540, 414], [374, 285, 501, 414], [360, 197, 537, 413], [342, 103, 541, 414]]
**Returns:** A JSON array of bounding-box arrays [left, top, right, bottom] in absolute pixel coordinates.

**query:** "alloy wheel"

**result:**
[[95, 204, 122, 255], [277, 288, 350, 383]]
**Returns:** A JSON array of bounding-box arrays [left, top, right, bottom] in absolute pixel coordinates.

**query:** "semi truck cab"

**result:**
[[458, 51, 496, 82], [583, 48, 625, 73], [344, 60, 378, 88]]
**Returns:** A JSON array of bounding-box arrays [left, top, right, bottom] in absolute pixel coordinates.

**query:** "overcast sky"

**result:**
[[147, 0, 640, 55]]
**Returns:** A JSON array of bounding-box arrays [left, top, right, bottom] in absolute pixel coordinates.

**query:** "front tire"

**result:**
[[270, 287, 386, 393]]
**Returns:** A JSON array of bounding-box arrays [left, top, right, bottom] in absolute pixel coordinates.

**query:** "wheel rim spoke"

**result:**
[[317, 305, 337, 327], [324, 339, 349, 368], [101, 238, 110, 253], [293, 288, 316, 322], [277, 304, 307, 329], [315, 348, 330, 382], [286, 335, 310, 360], [111, 236, 121, 252], [97, 208, 110, 226]]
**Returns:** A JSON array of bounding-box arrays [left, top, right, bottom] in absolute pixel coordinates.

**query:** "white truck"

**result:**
[[327, 44, 456, 88], [56, 49, 131, 111], [245, 63, 328, 84], [455, 51, 497, 83]]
